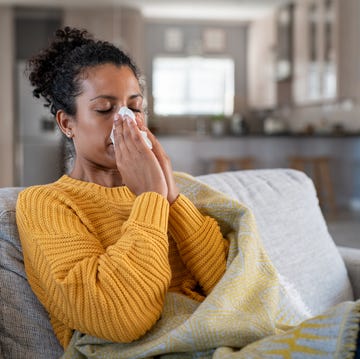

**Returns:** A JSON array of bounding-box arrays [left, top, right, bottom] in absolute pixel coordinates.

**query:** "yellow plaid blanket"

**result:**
[[61, 172, 360, 359]]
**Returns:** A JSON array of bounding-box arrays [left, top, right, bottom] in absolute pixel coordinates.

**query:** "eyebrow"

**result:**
[[90, 94, 143, 101]]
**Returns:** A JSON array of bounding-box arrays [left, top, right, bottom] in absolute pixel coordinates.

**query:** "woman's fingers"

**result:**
[[113, 115, 127, 159], [112, 114, 168, 197], [145, 129, 162, 154], [145, 130, 180, 204], [134, 112, 145, 129], [113, 115, 141, 153], [122, 115, 152, 152]]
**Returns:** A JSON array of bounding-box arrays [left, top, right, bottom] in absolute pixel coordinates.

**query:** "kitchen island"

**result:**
[[158, 133, 360, 210]]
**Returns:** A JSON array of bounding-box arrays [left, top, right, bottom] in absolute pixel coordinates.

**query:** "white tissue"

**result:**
[[140, 131, 153, 149], [110, 128, 115, 144], [118, 106, 136, 121], [110, 107, 152, 149]]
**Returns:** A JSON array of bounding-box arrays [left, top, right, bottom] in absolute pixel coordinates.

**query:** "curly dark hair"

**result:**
[[27, 26, 142, 117]]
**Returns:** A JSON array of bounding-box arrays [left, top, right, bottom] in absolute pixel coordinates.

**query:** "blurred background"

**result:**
[[0, 0, 359, 246]]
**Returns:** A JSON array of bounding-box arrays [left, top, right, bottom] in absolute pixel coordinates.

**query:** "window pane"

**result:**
[[152, 57, 234, 116]]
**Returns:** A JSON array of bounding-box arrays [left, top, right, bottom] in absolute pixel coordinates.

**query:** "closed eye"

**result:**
[[96, 108, 114, 114], [129, 108, 142, 113]]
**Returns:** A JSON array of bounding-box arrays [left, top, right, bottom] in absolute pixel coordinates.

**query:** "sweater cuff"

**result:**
[[168, 194, 204, 238], [128, 192, 169, 232]]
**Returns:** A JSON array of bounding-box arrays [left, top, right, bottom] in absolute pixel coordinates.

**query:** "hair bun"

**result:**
[[27, 26, 93, 113], [55, 26, 92, 45]]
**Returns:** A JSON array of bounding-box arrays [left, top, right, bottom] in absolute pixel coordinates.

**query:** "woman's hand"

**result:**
[[112, 114, 168, 199], [145, 130, 180, 205]]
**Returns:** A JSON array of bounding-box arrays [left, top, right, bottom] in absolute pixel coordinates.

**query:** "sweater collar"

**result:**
[[58, 175, 135, 201]]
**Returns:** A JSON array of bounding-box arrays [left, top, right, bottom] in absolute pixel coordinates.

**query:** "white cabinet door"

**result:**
[[247, 12, 277, 110], [293, 0, 360, 104]]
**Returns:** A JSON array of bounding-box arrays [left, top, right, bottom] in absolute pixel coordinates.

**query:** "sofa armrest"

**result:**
[[338, 246, 360, 300]]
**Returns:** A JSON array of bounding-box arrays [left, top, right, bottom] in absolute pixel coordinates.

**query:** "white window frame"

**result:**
[[152, 56, 234, 116]]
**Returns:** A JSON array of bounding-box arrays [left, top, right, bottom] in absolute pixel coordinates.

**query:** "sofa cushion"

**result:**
[[197, 169, 353, 315], [0, 188, 64, 359]]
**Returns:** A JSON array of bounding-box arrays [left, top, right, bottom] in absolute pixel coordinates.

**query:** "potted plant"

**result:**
[[211, 114, 226, 136]]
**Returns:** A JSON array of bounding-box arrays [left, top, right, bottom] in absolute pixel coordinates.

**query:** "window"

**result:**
[[152, 57, 234, 116]]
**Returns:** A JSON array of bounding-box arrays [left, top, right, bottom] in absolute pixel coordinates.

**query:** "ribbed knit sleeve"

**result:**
[[16, 186, 171, 348], [168, 194, 228, 295]]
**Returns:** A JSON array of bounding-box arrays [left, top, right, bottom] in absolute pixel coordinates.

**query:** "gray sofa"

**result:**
[[1, 169, 359, 359]]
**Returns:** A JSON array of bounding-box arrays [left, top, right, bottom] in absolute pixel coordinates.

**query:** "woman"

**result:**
[[16, 27, 228, 349]]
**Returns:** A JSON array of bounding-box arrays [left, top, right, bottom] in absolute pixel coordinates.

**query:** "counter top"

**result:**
[[156, 131, 360, 139]]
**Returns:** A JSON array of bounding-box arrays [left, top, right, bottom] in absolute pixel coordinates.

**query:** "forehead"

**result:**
[[79, 64, 141, 98]]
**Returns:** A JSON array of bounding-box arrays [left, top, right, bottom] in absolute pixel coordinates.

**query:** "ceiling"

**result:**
[[0, 0, 291, 21]]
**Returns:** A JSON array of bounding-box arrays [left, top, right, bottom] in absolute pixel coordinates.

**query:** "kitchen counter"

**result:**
[[157, 133, 360, 209], [157, 131, 360, 139]]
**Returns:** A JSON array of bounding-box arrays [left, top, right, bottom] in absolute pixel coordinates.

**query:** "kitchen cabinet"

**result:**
[[293, 0, 360, 104], [247, 4, 295, 109], [275, 4, 294, 82], [336, 0, 360, 102], [247, 11, 277, 110]]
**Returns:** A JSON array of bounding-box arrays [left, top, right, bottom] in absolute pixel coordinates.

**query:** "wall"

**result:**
[[15, 8, 63, 186], [63, 6, 145, 72], [143, 20, 248, 133], [15, 7, 62, 60], [63, 8, 122, 46], [0, 7, 15, 187]]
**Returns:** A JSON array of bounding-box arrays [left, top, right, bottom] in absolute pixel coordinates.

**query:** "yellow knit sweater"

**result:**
[[16, 175, 228, 349]]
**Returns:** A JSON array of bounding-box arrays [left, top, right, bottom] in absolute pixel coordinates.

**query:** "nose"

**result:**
[[118, 106, 135, 122]]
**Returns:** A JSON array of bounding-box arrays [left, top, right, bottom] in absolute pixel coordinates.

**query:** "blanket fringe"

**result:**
[[339, 301, 360, 359]]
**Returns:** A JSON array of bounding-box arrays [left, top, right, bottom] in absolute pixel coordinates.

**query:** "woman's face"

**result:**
[[70, 64, 143, 170]]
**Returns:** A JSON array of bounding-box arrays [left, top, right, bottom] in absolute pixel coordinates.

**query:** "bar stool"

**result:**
[[211, 157, 255, 173], [289, 156, 337, 216]]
